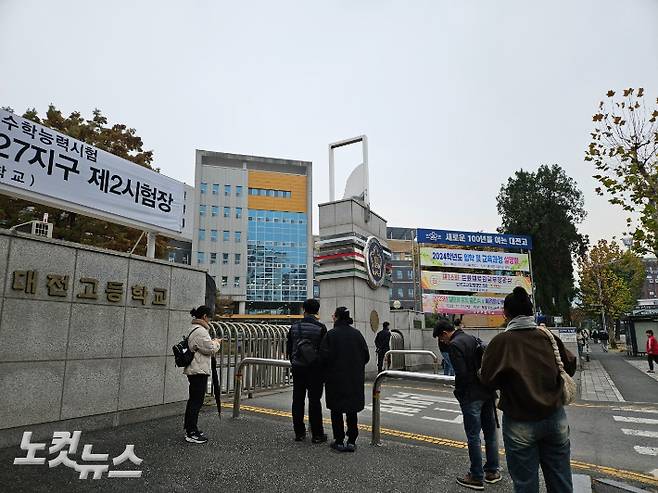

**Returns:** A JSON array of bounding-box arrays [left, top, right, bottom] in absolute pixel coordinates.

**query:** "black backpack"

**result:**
[[291, 324, 319, 367], [172, 327, 201, 368]]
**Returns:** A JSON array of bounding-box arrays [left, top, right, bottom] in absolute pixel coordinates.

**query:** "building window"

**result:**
[[197, 252, 205, 264], [223, 207, 230, 218], [234, 277, 240, 288], [221, 276, 228, 287], [235, 253, 241, 265], [199, 204, 206, 216], [236, 185, 243, 197], [222, 253, 229, 264], [397, 288, 404, 299], [223, 230, 230, 241], [212, 183, 219, 195], [407, 270, 413, 280], [210, 229, 218, 242], [236, 207, 243, 219], [200, 182, 208, 194], [211, 205, 218, 217], [396, 270, 403, 280], [168, 252, 176, 263], [224, 184, 231, 196], [198, 229, 206, 241], [235, 231, 242, 243], [408, 288, 414, 298], [210, 253, 217, 264]]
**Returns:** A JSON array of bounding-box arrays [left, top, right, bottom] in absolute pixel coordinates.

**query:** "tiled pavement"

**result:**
[[579, 359, 625, 402]]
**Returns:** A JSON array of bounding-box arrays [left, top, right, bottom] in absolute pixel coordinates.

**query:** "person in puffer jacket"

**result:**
[[183, 305, 221, 444]]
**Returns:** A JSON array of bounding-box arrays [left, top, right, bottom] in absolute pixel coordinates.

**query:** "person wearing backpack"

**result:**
[[434, 319, 500, 490], [480, 287, 577, 493], [183, 306, 221, 444], [286, 299, 328, 443]]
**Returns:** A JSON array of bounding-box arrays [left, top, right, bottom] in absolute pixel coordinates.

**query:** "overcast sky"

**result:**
[[2, 0, 657, 240]]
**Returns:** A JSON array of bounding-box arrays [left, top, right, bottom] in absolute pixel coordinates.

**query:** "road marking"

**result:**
[[613, 415, 658, 425], [422, 415, 463, 424], [613, 407, 658, 414], [633, 446, 658, 456], [227, 402, 658, 487], [621, 428, 658, 438]]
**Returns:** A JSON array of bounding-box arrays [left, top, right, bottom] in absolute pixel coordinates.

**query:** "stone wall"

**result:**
[[0, 229, 206, 447]]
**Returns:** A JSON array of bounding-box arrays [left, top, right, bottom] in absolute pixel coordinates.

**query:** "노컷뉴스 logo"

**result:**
[[13, 431, 143, 480], [364, 236, 385, 289]]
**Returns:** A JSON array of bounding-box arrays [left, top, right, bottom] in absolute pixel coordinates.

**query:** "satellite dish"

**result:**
[[343, 163, 367, 202]]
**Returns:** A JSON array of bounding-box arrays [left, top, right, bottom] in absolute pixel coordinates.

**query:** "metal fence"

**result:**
[[209, 322, 292, 395]]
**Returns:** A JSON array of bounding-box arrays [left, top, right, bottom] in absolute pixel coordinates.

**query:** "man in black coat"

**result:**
[[435, 320, 500, 490], [286, 299, 328, 443], [374, 321, 391, 372], [320, 307, 370, 452]]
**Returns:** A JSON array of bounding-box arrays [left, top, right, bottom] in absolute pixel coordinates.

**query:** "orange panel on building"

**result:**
[[247, 170, 307, 213]]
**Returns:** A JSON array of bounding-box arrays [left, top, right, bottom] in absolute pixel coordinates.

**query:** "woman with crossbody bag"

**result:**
[[480, 288, 577, 493], [183, 306, 221, 444]]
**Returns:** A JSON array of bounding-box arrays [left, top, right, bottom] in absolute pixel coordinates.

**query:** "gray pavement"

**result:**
[[0, 407, 519, 493]]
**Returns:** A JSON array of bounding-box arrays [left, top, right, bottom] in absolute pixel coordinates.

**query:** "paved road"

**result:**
[[243, 352, 658, 486]]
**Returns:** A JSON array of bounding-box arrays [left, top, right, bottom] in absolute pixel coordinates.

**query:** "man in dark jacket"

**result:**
[[320, 307, 370, 452], [286, 299, 328, 443], [435, 320, 500, 490], [374, 321, 391, 372]]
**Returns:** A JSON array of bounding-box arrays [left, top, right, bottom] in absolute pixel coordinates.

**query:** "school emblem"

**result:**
[[364, 236, 385, 289]]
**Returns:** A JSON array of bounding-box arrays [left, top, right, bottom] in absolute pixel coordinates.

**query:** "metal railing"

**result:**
[[232, 357, 292, 418], [371, 370, 455, 445], [384, 349, 440, 373], [209, 322, 292, 396]]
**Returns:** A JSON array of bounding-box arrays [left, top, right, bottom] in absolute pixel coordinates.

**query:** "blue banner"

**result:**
[[417, 228, 532, 250]]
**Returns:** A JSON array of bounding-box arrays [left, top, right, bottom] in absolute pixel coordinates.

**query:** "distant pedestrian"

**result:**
[[320, 307, 370, 453], [576, 330, 585, 361], [433, 319, 455, 376], [599, 329, 609, 352], [374, 321, 392, 373], [480, 287, 577, 493], [286, 299, 328, 443], [592, 329, 599, 344], [646, 330, 658, 373], [435, 319, 499, 490], [183, 306, 221, 444]]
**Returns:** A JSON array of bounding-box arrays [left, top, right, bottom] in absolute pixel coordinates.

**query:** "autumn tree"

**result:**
[[0, 105, 167, 256], [578, 239, 644, 346], [586, 88, 658, 256], [497, 164, 588, 320]]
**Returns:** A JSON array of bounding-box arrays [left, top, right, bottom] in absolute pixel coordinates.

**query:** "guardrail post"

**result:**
[[232, 357, 292, 419], [370, 370, 455, 446]]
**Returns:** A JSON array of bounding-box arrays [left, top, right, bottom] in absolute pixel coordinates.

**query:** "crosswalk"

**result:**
[[365, 391, 463, 424], [612, 408, 658, 460]]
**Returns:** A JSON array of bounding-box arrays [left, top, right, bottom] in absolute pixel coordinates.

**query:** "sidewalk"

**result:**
[[579, 345, 658, 404], [0, 407, 522, 493], [579, 359, 625, 402]]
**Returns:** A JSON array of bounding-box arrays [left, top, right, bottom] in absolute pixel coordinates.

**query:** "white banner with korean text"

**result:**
[[421, 270, 532, 294], [420, 247, 530, 272], [0, 109, 184, 234]]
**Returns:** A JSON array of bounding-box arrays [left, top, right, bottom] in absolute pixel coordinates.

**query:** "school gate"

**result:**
[[0, 229, 206, 447]]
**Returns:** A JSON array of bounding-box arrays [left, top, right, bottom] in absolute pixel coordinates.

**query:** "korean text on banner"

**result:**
[[421, 270, 532, 294], [0, 109, 184, 234], [422, 293, 504, 315], [417, 228, 532, 250], [420, 247, 530, 272]]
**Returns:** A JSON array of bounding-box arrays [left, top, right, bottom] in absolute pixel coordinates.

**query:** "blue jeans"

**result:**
[[441, 351, 455, 376], [460, 399, 499, 481], [503, 407, 572, 493]]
